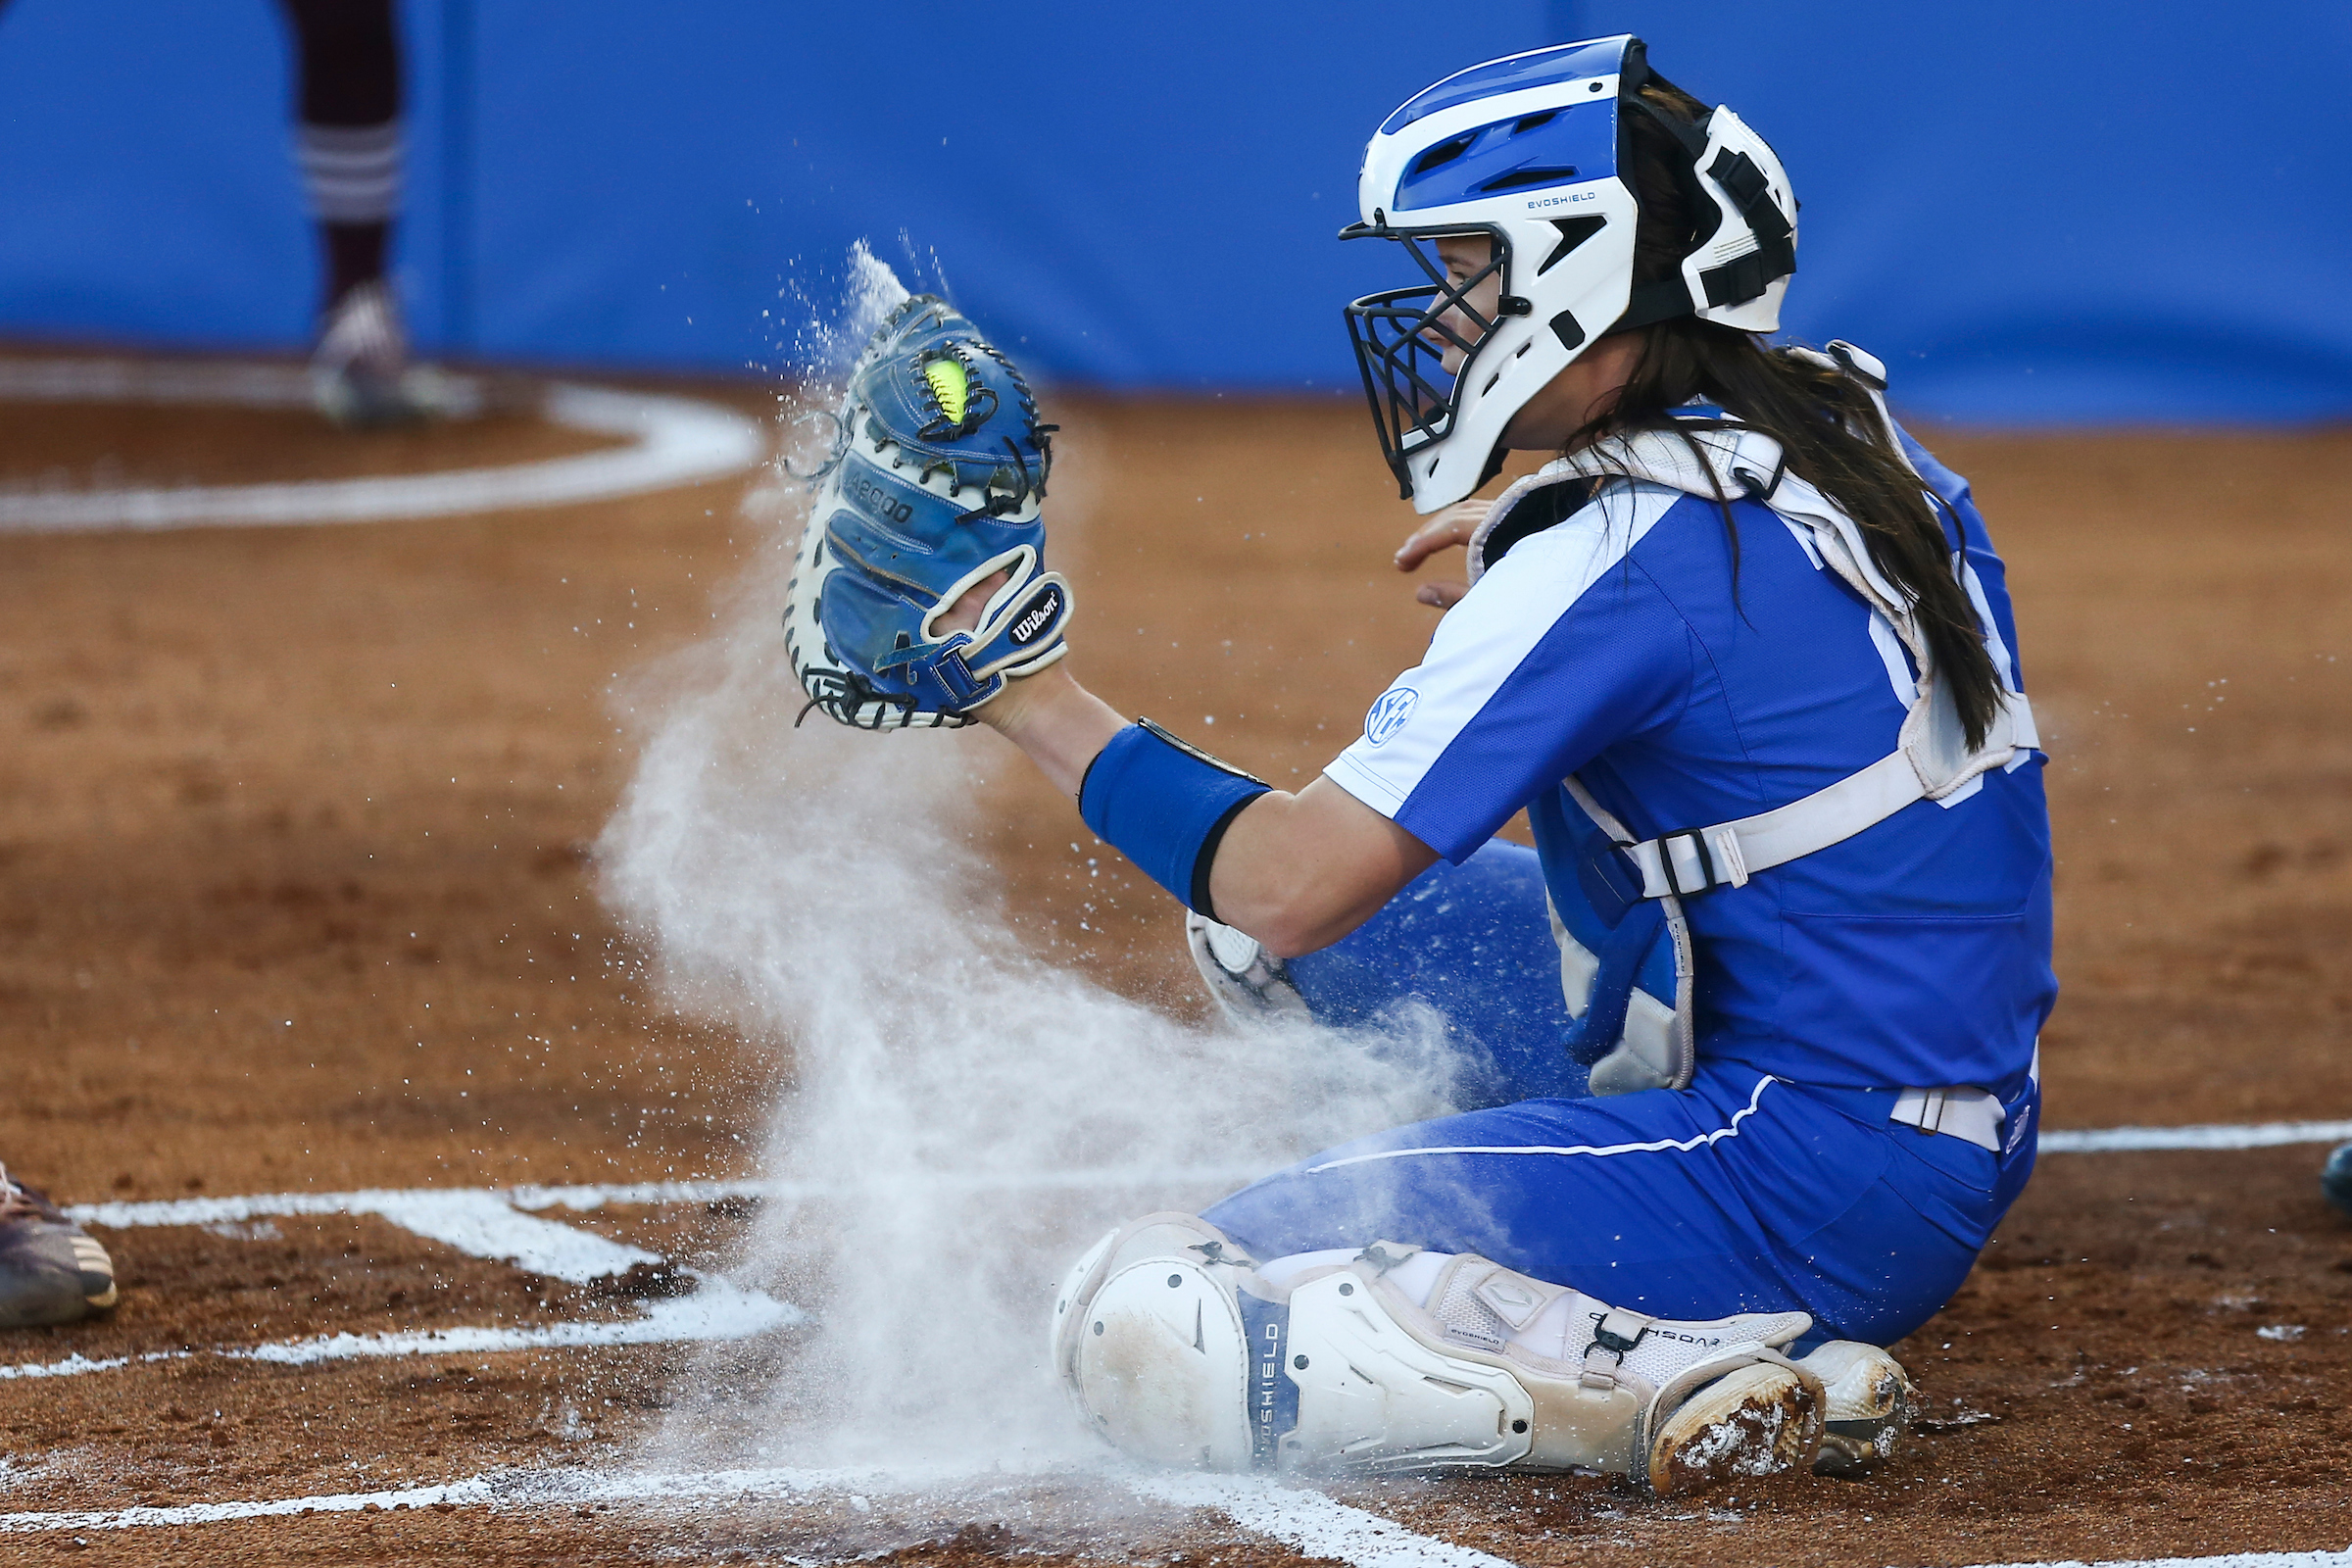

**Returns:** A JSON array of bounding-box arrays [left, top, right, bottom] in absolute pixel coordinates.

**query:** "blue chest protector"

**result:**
[[1528, 784, 1692, 1094], [1471, 350, 2041, 1099]]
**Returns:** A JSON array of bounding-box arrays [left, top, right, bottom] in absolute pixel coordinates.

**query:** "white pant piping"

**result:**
[[1301, 1074, 1778, 1176]]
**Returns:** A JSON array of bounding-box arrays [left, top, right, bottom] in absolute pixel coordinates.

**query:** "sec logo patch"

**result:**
[[1363, 686, 1419, 746]]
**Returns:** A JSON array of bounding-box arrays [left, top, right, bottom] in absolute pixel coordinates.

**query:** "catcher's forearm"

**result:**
[[975, 664, 1127, 798], [1203, 781, 1438, 956], [980, 670, 1435, 956]]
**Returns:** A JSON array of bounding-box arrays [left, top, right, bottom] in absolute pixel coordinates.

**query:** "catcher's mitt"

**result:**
[[784, 295, 1072, 729]]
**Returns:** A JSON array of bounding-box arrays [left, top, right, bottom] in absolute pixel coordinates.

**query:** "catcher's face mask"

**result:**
[[1343, 33, 1797, 514]]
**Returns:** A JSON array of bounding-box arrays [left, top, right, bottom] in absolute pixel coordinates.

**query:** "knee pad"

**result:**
[[1049, 1211, 1283, 1469], [1050, 1221, 1826, 1491]]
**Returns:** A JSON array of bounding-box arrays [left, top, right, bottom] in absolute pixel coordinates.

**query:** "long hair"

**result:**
[[1574, 82, 2003, 751]]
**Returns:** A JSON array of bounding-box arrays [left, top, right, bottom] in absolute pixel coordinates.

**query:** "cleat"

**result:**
[[1645, 1356, 1824, 1496], [1803, 1340, 1916, 1475], [0, 1164, 117, 1328], [310, 280, 454, 429]]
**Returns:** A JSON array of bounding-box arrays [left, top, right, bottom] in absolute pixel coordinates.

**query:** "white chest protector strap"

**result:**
[[1544, 343, 2039, 903], [1592, 683, 2037, 903]]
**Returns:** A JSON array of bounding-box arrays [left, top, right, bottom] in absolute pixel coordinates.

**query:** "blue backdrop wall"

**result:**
[[0, 1, 2345, 421]]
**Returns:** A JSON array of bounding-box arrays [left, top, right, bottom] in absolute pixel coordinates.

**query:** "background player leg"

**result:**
[[2324, 1140, 2352, 1219], [278, 0, 434, 426]]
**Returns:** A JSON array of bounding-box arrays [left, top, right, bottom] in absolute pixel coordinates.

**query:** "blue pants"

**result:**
[[1202, 843, 2034, 1347]]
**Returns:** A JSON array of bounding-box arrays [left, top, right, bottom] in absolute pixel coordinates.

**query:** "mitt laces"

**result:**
[[790, 663, 958, 732]]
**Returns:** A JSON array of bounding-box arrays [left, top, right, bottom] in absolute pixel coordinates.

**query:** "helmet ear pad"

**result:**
[[1681, 107, 1797, 333]]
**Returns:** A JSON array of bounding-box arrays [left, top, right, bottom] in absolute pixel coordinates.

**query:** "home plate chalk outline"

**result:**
[[0, 1468, 2348, 1568], [0, 357, 766, 531], [0, 1123, 2345, 1563], [0, 1108, 2339, 1387]]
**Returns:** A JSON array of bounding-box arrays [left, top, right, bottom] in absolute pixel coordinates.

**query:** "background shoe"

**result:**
[[0, 1164, 117, 1328], [2322, 1141, 2352, 1220], [1804, 1340, 1917, 1475], [310, 279, 453, 428]]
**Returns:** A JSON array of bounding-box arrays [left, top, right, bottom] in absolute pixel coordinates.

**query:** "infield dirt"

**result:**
[[0, 366, 2347, 1564]]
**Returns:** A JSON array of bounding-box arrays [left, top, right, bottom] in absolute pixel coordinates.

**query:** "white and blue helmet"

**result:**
[[1343, 36, 1797, 513]]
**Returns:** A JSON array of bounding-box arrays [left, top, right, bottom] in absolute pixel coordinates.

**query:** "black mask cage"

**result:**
[[1342, 225, 1525, 501]]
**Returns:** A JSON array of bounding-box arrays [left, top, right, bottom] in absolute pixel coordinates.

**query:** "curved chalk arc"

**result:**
[[0, 358, 767, 532]]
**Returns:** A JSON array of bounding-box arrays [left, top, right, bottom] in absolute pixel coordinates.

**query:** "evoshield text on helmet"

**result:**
[[1343, 36, 1798, 514]]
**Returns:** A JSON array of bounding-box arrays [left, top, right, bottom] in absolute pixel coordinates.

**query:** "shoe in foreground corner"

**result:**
[[0, 1163, 118, 1328], [310, 280, 459, 428]]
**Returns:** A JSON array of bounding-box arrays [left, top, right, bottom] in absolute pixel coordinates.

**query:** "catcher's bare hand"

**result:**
[[938, 568, 1010, 637], [1393, 499, 1494, 611]]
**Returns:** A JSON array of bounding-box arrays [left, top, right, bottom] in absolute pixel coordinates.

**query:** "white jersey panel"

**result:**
[[1326, 482, 1682, 823]]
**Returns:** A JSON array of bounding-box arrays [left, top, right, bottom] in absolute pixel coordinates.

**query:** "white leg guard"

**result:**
[[1185, 913, 1309, 1023], [1285, 1249, 1824, 1490], [1800, 1340, 1917, 1475], [1050, 1212, 1283, 1469], [1050, 1219, 1826, 1493]]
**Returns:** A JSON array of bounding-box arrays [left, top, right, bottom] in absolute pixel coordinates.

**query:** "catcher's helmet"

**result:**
[[1343, 36, 1797, 513]]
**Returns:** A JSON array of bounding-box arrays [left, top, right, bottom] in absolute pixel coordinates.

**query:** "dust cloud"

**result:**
[[596, 248, 1457, 1474]]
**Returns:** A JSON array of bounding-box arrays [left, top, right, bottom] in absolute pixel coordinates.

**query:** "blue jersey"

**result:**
[[1324, 434, 2054, 1096]]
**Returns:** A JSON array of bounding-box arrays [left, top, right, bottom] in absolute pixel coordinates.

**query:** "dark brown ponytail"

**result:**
[[1580, 82, 2004, 751]]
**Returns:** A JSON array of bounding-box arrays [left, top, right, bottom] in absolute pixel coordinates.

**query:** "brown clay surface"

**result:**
[[0, 362, 2349, 1563], [0, 357, 612, 489]]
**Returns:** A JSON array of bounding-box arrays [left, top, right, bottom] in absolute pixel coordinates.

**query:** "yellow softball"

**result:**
[[923, 358, 969, 425]]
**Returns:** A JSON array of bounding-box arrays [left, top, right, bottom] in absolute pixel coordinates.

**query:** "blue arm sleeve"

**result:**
[[1078, 720, 1270, 917]]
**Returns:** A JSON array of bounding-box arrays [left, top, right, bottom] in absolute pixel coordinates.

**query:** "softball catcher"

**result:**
[[784, 34, 2053, 1494]]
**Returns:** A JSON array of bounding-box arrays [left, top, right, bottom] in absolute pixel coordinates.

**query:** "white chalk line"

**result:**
[[1, 1463, 2346, 1568], [0, 1461, 1506, 1564], [0, 357, 765, 530], [1134, 1474, 1520, 1568], [72, 1187, 664, 1284], [10, 1168, 1257, 1386], [63, 1164, 1270, 1232], [2037, 1118, 2352, 1154], [0, 1290, 796, 1386], [18, 1108, 2339, 1385], [3, 1184, 813, 1384], [0, 1463, 1045, 1535]]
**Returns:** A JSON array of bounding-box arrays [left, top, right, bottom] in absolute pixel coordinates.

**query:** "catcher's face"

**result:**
[[1427, 234, 1502, 376]]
